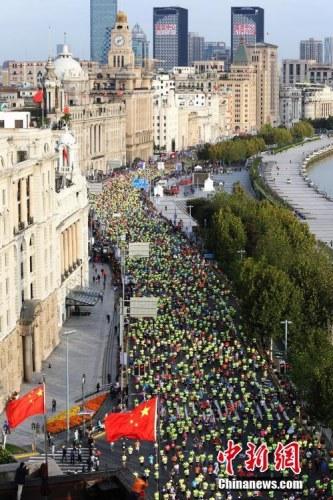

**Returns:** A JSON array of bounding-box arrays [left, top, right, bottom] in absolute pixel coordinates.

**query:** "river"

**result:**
[[308, 154, 333, 197]]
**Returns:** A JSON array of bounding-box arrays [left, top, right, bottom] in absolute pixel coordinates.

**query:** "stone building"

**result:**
[[218, 44, 257, 134], [0, 113, 88, 411], [152, 71, 232, 152], [106, 11, 154, 162], [247, 43, 280, 128], [43, 48, 127, 175], [279, 86, 302, 128]]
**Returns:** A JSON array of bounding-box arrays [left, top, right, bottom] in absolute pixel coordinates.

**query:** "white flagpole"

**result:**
[[42, 376, 48, 468]]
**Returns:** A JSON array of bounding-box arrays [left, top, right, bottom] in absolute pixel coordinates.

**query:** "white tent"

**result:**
[[154, 184, 164, 197], [203, 176, 215, 193]]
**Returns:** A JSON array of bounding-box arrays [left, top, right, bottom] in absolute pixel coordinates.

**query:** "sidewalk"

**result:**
[[1, 262, 117, 449]]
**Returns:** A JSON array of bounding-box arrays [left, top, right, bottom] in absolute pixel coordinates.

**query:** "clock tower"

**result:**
[[108, 11, 135, 69]]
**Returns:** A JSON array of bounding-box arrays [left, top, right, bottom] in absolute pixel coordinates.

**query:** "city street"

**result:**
[[1, 263, 118, 449], [90, 172, 326, 499]]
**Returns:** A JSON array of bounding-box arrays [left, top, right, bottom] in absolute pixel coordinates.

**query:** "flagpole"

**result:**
[[42, 376, 48, 468], [155, 397, 160, 499]]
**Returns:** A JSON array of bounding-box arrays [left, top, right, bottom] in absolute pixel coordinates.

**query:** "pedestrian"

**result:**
[[96, 382, 100, 393], [52, 399, 56, 413], [3, 420, 10, 435], [47, 432, 52, 447], [77, 445, 82, 463], [61, 445, 67, 463], [15, 462, 28, 500], [107, 373, 111, 384], [70, 448, 75, 464], [106, 314, 110, 323], [51, 442, 55, 458], [130, 475, 148, 499]]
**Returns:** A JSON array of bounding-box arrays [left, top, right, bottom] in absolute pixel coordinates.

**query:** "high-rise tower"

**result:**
[[153, 7, 188, 71], [231, 7, 264, 61], [90, 0, 118, 63]]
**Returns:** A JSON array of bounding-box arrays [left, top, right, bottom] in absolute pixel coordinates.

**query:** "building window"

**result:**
[[0, 121, 4, 129], [14, 120, 24, 129], [21, 262, 24, 279], [30, 256, 33, 273], [30, 283, 34, 299]]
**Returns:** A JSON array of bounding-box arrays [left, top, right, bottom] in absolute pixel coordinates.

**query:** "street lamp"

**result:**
[[81, 373, 86, 437], [237, 249, 246, 261], [280, 320, 292, 360], [63, 330, 77, 443]]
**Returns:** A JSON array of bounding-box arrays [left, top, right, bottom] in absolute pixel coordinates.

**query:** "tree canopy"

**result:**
[[192, 187, 333, 426]]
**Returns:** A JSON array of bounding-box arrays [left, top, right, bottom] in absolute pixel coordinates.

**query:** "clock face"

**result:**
[[114, 35, 125, 47]]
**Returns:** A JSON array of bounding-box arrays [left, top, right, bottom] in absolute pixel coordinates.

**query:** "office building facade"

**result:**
[[132, 24, 150, 68], [324, 37, 333, 65], [90, 0, 117, 63], [153, 7, 188, 71], [188, 33, 205, 65], [231, 6, 264, 61], [300, 38, 323, 64]]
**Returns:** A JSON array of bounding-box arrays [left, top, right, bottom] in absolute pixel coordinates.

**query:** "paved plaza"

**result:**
[[1, 263, 117, 448], [262, 137, 333, 245]]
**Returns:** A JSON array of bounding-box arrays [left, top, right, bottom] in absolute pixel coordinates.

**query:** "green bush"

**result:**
[[0, 448, 15, 464]]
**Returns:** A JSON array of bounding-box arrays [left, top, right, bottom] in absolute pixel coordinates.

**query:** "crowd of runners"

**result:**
[[91, 169, 333, 499]]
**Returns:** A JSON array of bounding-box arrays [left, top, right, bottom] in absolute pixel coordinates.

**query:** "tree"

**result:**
[[211, 207, 246, 276], [291, 120, 314, 140], [239, 259, 302, 346], [272, 127, 293, 147], [260, 124, 276, 145], [291, 330, 333, 427]]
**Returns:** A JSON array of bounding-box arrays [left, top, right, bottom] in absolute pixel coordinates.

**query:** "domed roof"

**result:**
[[54, 45, 85, 81], [116, 11, 128, 23]]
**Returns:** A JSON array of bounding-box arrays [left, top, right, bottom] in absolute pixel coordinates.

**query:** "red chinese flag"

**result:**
[[105, 398, 157, 442], [33, 89, 44, 104], [63, 105, 70, 114], [6, 386, 45, 429]]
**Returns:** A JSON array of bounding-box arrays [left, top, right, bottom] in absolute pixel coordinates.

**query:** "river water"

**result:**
[[308, 155, 333, 197]]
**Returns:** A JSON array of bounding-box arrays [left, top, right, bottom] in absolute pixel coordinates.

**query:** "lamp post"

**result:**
[[120, 234, 126, 409], [63, 330, 77, 443], [81, 373, 86, 438], [280, 320, 292, 360], [237, 249, 246, 261]]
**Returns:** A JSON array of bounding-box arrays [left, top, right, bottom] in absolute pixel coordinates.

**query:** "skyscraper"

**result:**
[[300, 38, 323, 64], [188, 32, 205, 65], [324, 37, 333, 65], [153, 7, 188, 71], [90, 0, 117, 63], [132, 24, 150, 68], [231, 7, 264, 61]]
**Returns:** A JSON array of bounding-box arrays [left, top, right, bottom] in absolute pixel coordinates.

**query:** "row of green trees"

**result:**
[[309, 116, 333, 130], [192, 188, 333, 426], [198, 121, 314, 164]]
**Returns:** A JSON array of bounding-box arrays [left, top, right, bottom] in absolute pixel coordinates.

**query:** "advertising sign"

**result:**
[[234, 23, 256, 36], [155, 23, 177, 36]]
